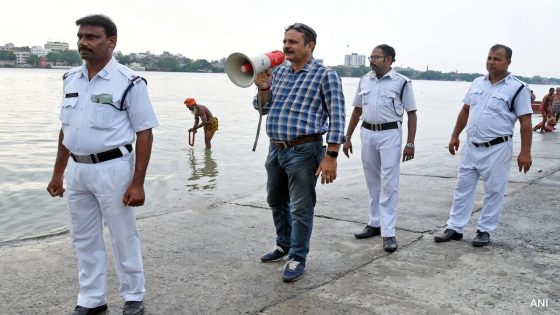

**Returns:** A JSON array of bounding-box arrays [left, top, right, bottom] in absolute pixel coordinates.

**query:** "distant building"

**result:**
[[31, 46, 51, 57], [128, 62, 145, 71], [0, 43, 15, 51], [44, 41, 69, 52], [14, 50, 31, 65], [344, 53, 366, 67]]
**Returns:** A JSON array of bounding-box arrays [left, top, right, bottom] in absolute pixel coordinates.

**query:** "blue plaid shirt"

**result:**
[[253, 59, 346, 143]]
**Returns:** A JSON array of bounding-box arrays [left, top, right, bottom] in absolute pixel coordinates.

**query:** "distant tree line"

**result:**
[[116, 52, 224, 73], [0, 50, 82, 67], [330, 65, 560, 85], [0, 51, 16, 60], [2, 49, 558, 85], [46, 50, 82, 66]]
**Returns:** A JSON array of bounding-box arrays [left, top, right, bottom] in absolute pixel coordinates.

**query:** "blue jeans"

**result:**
[[265, 140, 324, 263]]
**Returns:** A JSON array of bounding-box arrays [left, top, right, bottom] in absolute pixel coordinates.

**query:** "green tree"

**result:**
[[28, 54, 40, 67], [157, 57, 179, 71], [0, 51, 16, 60], [47, 51, 62, 66], [61, 50, 81, 66]]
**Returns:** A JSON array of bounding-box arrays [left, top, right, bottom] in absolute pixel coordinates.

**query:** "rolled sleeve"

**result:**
[[252, 93, 270, 114], [323, 70, 346, 144]]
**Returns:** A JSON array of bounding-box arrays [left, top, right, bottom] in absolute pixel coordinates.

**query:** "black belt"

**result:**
[[70, 144, 133, 164], [362, 121, 399, 131], [270, 134, 322, 149], [473, 135, 512, 148]]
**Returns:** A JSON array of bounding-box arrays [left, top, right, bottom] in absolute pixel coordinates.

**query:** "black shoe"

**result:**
[[472, 230, 490, 247], [383, 237, 398, 252], [260, 245, 289, 262], [434, 228, 463, 242], [354, 225, 381, 239], [72, 304, 107, 315], [123, 301, 144, 315]]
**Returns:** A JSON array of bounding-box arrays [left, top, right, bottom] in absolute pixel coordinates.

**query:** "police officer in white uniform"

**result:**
[[434, 44, 532, 247], [47, 15, 158, 315], [343, 44, 417, 252]]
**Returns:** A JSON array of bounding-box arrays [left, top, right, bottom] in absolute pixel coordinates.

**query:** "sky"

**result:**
[[1, 0, 558, 78]]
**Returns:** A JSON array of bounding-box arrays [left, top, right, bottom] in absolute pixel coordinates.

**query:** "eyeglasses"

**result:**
[[285, 23, 317, 42], [368, 55, 385, 62]]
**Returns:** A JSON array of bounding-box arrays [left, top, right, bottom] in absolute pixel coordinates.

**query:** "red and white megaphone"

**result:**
[[225, 50, 285, 88]]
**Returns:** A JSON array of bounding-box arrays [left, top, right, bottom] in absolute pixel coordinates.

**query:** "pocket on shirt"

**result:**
[[89, 102, 115, 129], [488, 93, 510, 112], [381, 89, 398, 107], [359, 89, 370, 106], [60, 97, 78, 125], [469, 89, 484, 106]]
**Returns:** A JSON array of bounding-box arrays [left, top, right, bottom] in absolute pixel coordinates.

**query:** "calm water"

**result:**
[[0, 68, 550, 243]]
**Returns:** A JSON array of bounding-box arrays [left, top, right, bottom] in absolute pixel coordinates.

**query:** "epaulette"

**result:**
[[116, 63, 137, 81], [62, 67, 81, 80], [511, 75, 527, 87], [394, 72, 412, 83]]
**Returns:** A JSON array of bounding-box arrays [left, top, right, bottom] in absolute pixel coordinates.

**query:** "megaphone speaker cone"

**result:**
[[225, 51, 285, 88]]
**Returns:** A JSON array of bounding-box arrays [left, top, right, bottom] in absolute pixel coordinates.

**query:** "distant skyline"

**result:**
[[1, 0, 558, 78]]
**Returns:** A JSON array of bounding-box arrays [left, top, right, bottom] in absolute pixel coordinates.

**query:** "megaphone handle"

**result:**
[[252, 90, 264, 152]]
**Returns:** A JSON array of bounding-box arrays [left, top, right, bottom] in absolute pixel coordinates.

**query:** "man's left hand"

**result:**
[[123, 183, 145, 207], [315, 156, 337, 184]]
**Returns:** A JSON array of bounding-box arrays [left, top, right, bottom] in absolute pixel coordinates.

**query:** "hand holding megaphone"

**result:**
[[254, 69, 272, 90], [225, 50, 284, 88]]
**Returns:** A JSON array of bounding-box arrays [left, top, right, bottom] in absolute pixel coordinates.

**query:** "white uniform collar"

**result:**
[[483, 72, 513, 85], [79, 57, 117, 80], [368, 68, 396, 80]]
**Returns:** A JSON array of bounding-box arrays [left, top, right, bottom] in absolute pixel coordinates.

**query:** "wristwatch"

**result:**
[[405, 143, 415, 149], [326, 151, 338, 158]]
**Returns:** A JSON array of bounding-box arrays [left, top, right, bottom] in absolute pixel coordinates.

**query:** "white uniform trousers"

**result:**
[[360, 126, 402, 237], [447, 140, 513, 233], [65, 154, 145, 308]]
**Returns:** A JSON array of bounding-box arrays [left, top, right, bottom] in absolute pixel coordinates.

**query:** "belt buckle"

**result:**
[[274, 141, 289, 149], [74, 155, 93, 163]]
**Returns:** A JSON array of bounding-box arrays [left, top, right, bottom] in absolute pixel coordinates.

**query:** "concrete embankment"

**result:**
[[1, 128, 558, 314]]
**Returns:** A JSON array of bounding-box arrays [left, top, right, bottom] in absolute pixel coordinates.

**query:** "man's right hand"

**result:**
[[254, 70, 272, 90], [47, 175, 65, 197], [448, 136, 460, 155], [343, 139, 353, 158]]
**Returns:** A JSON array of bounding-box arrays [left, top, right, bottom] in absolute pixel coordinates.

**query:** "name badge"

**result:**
[[91, 93, 113, 105], [65, 92, 79, 98]]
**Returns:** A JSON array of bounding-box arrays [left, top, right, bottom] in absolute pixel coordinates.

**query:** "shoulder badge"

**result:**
[[62, 67, 81, 80]]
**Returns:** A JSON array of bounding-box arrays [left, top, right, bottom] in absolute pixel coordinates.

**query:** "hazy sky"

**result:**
[[2, 0, 558, 77]]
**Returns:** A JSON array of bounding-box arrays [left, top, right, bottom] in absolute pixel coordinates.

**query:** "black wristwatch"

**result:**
[[326, 151, 338, 158]]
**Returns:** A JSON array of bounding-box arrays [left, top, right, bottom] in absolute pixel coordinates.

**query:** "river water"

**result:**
[[0, 68, 550, 243]]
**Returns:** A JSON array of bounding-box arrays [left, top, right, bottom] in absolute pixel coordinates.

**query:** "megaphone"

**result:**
[[225, 50, 285, 88]]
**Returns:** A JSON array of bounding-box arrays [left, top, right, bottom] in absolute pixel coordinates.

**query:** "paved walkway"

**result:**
[[1, 126, 559, 315]]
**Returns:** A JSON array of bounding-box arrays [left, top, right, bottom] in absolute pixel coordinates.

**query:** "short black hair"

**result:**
[[490, 44, 512, 60], [75, 14, 117, 37], [285, 23, 317, 45], [375, 44, 396, 62]]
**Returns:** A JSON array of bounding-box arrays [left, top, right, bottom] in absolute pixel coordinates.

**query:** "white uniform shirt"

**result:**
[[352, 69, 416, 124], [60, 57, 159, 155], [463, 74, 532, 143]]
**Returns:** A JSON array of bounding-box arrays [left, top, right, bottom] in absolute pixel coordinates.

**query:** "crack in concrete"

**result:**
[[258, 234, 425, 314]]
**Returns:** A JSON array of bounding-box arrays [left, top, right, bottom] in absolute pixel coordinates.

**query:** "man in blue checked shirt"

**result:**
[[253, 22, 346, 283]]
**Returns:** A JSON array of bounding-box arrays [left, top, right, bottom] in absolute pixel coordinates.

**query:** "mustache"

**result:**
[[78, 47, 92, 53], [283, 49, 294, 54]]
